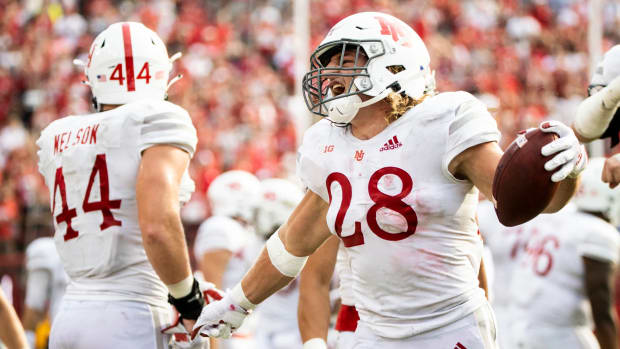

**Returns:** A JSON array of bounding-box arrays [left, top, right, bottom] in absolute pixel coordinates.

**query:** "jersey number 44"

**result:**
[[53, 153, 122, 241]]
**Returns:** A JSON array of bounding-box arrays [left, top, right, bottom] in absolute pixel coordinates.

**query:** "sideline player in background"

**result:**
[[22, 237, 68, 348], [253, 178, 305, 349], [0, 288, 28, 349], [572, 45, 620, 187], [510, 158, 619, 349], [36, 22, 211, 348], [193, 170, 261, 349], [194, 12, 586, 348], [477, 200, 530, 349]]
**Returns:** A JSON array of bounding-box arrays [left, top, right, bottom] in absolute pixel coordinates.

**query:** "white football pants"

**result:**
[[49, 299, 173, 349], [351, 303, 498, 349]]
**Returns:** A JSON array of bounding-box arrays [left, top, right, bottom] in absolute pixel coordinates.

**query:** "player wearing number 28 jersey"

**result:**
[[37, 22, 211, 349], [193, 12, 586, 349]]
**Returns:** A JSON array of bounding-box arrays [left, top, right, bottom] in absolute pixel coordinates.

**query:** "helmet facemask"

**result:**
[[302, 40, 384, 125]]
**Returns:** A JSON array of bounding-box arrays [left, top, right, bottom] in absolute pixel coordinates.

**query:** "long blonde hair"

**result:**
[[383, 65, 433, 124]]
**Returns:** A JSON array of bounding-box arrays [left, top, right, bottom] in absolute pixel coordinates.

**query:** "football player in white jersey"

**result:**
[[22, 237, 68, 348], [193, 12, 586, 348], [572, 45, 620, 187], [193, 170, 261, 349], [252, 178, 305, 349], [478, 200, 530, 349], [510, 157, 620, 349], [36, 22, 211, 349]]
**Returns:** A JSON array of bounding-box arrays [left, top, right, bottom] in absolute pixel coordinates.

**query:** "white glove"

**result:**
[[163, 280, 224, 346], [162, 314, 210, 349], [192, 290, 250, 339], [303, 338, 328, 349], [540, 120, 588, 182]]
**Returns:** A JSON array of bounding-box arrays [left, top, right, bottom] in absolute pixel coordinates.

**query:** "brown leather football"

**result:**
[[492, 128, 559, 227]]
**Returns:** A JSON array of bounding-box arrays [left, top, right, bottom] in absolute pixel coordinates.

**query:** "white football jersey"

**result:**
[[193, 216, 259, 290], [510, 205, 620, 328], [25, 237, 69, 321], [477, 200, 529, 309], [297, 91, 500, 338], [36, 100, 197, 307], [335, 242, 355, 307]]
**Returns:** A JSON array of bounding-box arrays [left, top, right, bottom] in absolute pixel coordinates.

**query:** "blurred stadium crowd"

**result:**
[[0, 0, 619, 313]]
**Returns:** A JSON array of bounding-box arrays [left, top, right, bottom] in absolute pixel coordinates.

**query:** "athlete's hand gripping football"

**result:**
[[539, 120, 587, 182]]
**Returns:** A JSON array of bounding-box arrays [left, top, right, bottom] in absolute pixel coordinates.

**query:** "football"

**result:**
[[492, 128, 560, 227]]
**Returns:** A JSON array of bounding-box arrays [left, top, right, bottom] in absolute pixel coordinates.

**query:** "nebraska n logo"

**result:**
[[379, 135, 403, 152], [375, 16, 414, 47], [354, 150, 365, 161]]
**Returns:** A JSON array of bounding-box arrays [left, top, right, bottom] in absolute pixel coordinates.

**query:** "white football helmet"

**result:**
[[302, 12, 435, 125], [574, 157, 620, 225], [589, 44, 620, 95], [255, 179, 304, 238], [84, 22, 182, 111], [207, 170, 261, 223]]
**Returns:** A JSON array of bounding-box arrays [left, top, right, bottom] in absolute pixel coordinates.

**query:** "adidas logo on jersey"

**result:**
[[379, 135, 402, 152]]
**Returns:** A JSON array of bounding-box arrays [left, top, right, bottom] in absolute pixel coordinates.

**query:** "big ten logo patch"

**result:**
[[323, 145, 334, 153]]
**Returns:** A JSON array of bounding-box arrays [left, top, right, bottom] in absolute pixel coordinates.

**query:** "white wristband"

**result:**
[[231, 283, 256, 310], [575, 76, 620, 139], [166, 275, 194, 299], [265, 231, 308, 277], [303, 338, 327, 349]]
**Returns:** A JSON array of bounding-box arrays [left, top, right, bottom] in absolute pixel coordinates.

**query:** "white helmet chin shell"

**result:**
[[325, 93, 362, 124]]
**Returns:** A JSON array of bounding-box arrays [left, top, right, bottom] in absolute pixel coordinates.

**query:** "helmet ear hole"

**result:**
[[386, 65, 405, 74]]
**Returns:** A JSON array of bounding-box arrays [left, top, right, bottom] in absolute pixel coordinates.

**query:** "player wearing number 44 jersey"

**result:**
[[193, 12, 586, 349], [36, 22, 212, 349]]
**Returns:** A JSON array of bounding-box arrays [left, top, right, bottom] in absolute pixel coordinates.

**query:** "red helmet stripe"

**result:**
[[121, 23, 136, 92]]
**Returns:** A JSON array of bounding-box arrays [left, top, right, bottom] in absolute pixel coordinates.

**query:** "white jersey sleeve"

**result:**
[[193, 216, 245, 260], [441, 92, 500, 180], [296, 119, 334, 202], [137, 101, 198, 157], [577, 219, 620, 264]]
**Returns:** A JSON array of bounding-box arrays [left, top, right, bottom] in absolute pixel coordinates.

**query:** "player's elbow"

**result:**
[[140, 213, 177, 245]]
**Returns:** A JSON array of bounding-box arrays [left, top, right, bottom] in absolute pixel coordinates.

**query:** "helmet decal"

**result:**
[[375, 16, 413, 47], [121, 23, 136, 92]]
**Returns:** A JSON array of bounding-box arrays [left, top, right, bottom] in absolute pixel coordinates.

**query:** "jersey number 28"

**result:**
[[327, 166, 417, 247], [52, 154, 122, 241]]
